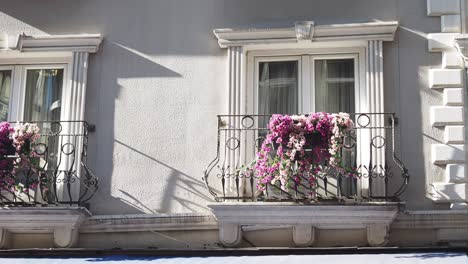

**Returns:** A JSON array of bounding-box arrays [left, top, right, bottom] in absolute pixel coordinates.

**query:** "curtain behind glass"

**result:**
[[315, 59, 355, 195], [0, 70, 12, 122], [23, 69, 63, 122], [258, 61, 298, 130], [258, 61, 298, 115], [315, 59, 355, 113], [23, 69, 64, 187]]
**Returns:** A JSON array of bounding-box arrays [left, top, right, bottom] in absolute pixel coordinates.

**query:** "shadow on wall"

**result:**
[[114, 139, 213, 214], [86, 40, 214, 215], [1, 0, 226, 215]]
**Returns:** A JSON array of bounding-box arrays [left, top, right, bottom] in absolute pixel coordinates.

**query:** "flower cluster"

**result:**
[[0, 123, 14, 173], [253, 112, 354, 191], [0, 122, 41, 191], [12, 123, 40, 155]]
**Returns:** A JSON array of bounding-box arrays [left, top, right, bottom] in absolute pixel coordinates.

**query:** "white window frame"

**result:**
[[0, 34, 101, 203], [246, 48, 366, 115], [4, 63, 69, 122], [243, 48, 372, 197], [0, 65, 14, 121], [253, 55, 302, 114], [215, 21, 396, 198], [0, 55, 72, 121]]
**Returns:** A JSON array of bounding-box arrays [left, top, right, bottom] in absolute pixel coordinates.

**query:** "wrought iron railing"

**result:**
[[0, 121, 98, 207], [203, 113, 409, 202]]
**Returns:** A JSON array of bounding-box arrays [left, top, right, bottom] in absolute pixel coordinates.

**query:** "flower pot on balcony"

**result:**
[[304, 132, 323, 148]]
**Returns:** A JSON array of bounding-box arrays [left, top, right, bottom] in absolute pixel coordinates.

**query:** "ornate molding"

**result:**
[[80, 213, 217, 233], [292, 225, 315, 247], [54, 227, 80, 248], [367, 224, 389, 246], [0, 229, 9, 249], [219, 223, 242, 247], [0, 207, 90, 248], [16, 34, 102, 53], [294, 21, 314, 41], [392, 210, 468, 229], [213, 21, 398, 48], [209, 203, 398, 247], [454, 36, 468, 63], [427, 0, 467, 208]]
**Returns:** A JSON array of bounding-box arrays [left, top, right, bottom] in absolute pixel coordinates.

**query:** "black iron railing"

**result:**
[[203, 113, 409, 202], [0, 121, 98, 207]]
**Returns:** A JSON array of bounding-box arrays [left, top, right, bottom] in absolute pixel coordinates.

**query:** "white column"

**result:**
[[226, 46, 245, 196], [364, 40, 385, 197], [59, 52, 90, 203]]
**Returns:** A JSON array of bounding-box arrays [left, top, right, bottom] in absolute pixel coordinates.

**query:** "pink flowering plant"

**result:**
[[248, 112, 354, 192], [0, 122, 41, 192]]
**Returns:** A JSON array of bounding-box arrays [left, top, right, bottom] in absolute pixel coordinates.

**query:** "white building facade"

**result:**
[[0, 0, 468, 248]]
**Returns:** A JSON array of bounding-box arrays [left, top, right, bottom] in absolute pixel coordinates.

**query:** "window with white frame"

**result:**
[[0, 64, 66, 122], [214, 21, 398, 197], [248, 52, 364, 196], [0, 34, 102, 200], [251, 53, 361, 118]]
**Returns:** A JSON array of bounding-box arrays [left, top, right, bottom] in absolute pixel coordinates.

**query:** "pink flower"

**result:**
[[252, 112, 354, 192]]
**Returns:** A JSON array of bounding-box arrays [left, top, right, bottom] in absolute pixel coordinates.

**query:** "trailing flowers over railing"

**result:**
[[203, 113, 410, 202], [0, 121, 98, 207], [252, 112, 354, 192], [0, 122, 41, 192]]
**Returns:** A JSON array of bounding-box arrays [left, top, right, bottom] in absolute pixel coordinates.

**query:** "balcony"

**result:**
[[0, 121, 98, 206], [203, 113, 410, 247], [0, 120, 98, 247]]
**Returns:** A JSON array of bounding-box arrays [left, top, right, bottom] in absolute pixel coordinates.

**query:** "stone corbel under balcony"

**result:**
[[0, 207, 90, 248], [209, 203, 399, 247]]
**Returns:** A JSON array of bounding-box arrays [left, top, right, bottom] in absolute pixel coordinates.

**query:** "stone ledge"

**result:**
[[444, 126, 464, 144], [442, 51, 462, 68], [428, 33, 460, 51], [209, 203, 399, 247], [393, 210, 468, 229], [446, 164, 466, 183], [80, 213, 218, 233], [430, 106, 464, 126], [427, 0, 461, 16], [428, 69, 462, 88], [441, 15, 461, 33], [0, 207, 90, 248], [430, 182, 466, 202], [443, 88, 463, 106]]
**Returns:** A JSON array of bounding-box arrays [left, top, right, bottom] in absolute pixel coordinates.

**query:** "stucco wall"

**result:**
[[0, 0, 447, 214]]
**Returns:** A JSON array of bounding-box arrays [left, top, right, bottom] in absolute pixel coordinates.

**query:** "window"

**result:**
[[0, 34, 101, 203], [213, 21, 396, 199], [252, 54, 360, 115], [250, 52, 363, 130], [248, 52, 365, 196], [0, 69, 12, 121], [0, 65, 66, 122]]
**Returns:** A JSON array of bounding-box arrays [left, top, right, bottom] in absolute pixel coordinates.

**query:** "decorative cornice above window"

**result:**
[[213, 21, 398, 48], [1, 34, 102, 53]]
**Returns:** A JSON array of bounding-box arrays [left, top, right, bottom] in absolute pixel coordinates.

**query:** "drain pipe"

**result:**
[[454, 37, 468, 186]]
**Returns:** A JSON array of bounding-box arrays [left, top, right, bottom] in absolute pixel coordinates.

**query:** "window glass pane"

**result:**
[[23, 69, 63, 121], [258, 60, 298, 131], [315, 59, 355, 113], [315, 59, 355, 195], [258, 61, 298, 115], [0, 70, 12, 121]]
